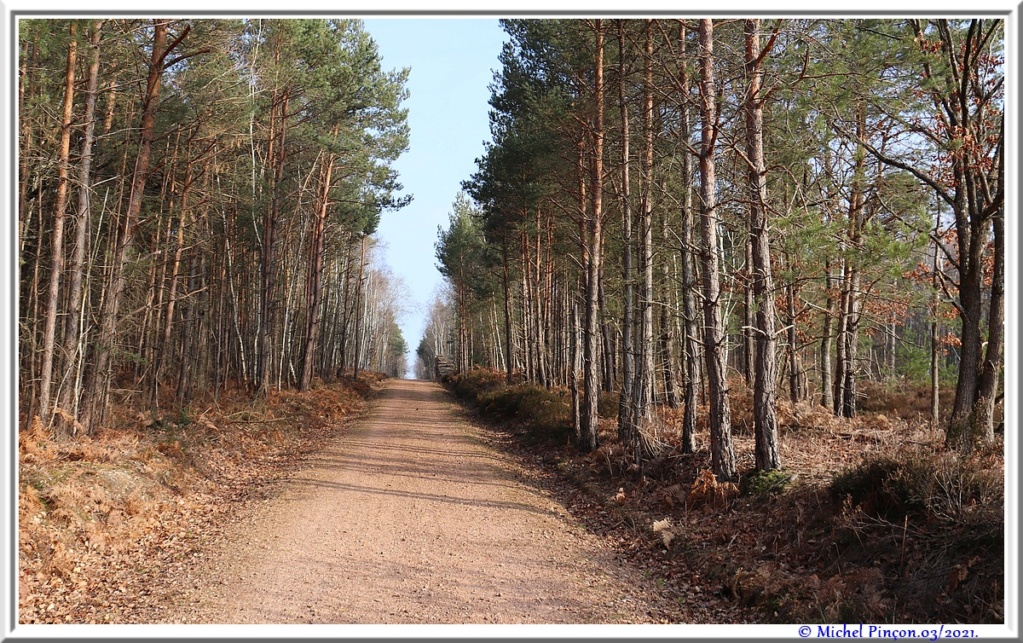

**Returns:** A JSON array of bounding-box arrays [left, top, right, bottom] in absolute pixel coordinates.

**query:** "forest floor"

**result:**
[[18, 377, 746, 625], [18, 374, 382, 624], [446, 370, 1004, 625], [17, 375, 1003, 626]]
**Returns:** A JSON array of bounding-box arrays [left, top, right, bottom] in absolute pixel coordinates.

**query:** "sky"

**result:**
[[363, 19, 507, 377]]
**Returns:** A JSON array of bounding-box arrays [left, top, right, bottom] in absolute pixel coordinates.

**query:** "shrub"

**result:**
[[829, 447, 1003, 526], [598, 392, 619, 419], [447, 370, 572, 445], [741, 468, 796, 496], [830, 455, 919, 520], [449, 369, 505, 401], [828, 446, 1004, 623]]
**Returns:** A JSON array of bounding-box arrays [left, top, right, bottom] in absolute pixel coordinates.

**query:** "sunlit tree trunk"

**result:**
[[819, 260, 835, 408], [616, 41, 640, 427], [54, 21, 102, 436], [38, 22, 77, 431], [632, 19, 655, 447], [81, 20, 177, 435], [697, 19, 736, 481], [501, 235, 514, 384], [745, 18, 781, 471], [579, 19, 605, 453], [301, 151, 334, 390], [352, 234, 368, 380]]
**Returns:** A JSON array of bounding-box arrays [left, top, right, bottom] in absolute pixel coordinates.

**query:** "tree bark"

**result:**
[[39, 22, 77, 431], [658, 198, 681, 409], [745, 19, 781, 471], [742, 237, 755, 388], [967, 206, 1003, 444], [258, 87, 289, 395], [300, 152, 335, 391], [819, 260, 835, 408], [502, 235, 514, 384], [81, 20, 176, 435], [580, 20, 605, 454], [18, 39, 36, 256], [54, 21, 102, 436], [616, 20, 635, 442], [697, 19, 736, 481], [832, 101, 866, 417], [833, 260, 849, 414], [632, 18, 655, 440], [841, 269, 861, 417], [930, 212, 942, 431], [786, 275, 803, 404], [677, 22, 699, 455], [352, 235, 368, 380], [571, 295, 582, 443]]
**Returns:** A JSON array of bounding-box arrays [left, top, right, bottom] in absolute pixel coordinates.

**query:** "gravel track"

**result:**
[[163, 379, 674, 624]]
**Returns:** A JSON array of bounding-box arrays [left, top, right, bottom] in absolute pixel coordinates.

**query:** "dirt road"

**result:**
[[161, 379, 675, 624]]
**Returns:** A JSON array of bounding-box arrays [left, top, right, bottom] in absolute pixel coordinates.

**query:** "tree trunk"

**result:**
[[742, 236, 754, 388], [460, 255, 469, 373], [819, 260, 835, 408], [54, 21, 103, 436], [39, 22, 77, 431], [258, 88, 289, 395], [221, 206, 248, 384], [616, 20, 635, 442], [301, 153, 334, 391], [632, 18, 655, 441], [841, 269, 861, 417], [18, 39, 36, 258], [534, 217, 550, 386], [949, 203, 1002, 448], [677, 22, 699, 456], [174, 247, 201, 403], [786, 274, 803, 404], [697, 19, 736, 481], [580, 20, 605, 454], [745, 19, 781, 471], [833, 260, 849, 414], [930, 213, 942, 431], [946, 200, 998, 448], [598, 275, 615, 393], [571, 296, 582, 443], [81, 20, 175, 435], [352, 235, 368, 380], [658, 207, 681, 409], [837, 101, 867, 418], [519, 230, 533, 381], [502, 235, 514, 384]]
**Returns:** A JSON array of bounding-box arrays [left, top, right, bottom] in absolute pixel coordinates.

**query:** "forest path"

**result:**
[[160, 379, 674, 624]]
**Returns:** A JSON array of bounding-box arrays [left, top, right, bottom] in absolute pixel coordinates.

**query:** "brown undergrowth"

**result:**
[[447, 369, 1004, 624], [18, 373, 385, 624]]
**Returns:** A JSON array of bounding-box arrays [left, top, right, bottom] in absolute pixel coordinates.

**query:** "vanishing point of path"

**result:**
[[161, 379, 677, 624]]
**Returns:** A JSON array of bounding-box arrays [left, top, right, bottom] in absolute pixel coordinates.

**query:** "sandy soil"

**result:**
[[157, 379, 677, 624]]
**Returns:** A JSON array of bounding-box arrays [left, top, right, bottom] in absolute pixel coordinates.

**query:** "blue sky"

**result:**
[[365, 19, 507, 375]]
